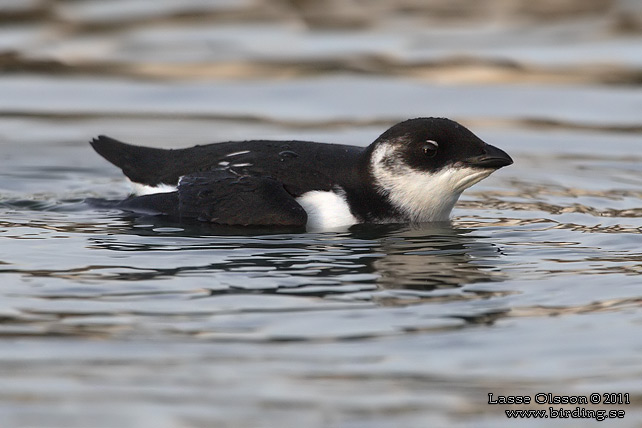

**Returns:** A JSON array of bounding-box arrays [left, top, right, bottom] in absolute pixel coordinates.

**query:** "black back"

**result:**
[[90, 136, 366, 197]]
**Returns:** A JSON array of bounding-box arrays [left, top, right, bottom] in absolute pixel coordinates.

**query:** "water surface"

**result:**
[[1, 1, 642, 427]]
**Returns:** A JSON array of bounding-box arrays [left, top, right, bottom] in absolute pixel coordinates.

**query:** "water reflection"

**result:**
[[64, 214, 506, 294], [350, 223, 503, 290], [0, 208, 505, 297]]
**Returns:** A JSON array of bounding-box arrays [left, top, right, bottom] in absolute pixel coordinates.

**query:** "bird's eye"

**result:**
[[422, 140, 438, 157]]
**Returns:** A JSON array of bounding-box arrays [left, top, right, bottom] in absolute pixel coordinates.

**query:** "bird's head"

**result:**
[[367, 117, 513, 222]]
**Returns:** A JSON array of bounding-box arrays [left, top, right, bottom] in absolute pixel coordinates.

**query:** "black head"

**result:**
[[366, 118, 513, 223], [370, 118, 512, 172]]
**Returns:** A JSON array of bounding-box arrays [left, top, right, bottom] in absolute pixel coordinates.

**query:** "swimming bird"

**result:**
[[90, 118, 512, 229]]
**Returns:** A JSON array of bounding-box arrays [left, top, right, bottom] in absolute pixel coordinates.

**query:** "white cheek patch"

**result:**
[[371, 144, 493, 223], [129, 179, 178, 196], [296, 189, 357, 231]]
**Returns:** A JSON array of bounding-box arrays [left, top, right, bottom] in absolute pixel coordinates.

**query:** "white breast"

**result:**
[[296, 190, 358, 230]]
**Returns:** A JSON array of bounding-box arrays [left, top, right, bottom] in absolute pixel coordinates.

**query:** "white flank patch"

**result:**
[[129, 179, 177, 196], [371, 144, 493, 222], [296, 189, 357, 230]]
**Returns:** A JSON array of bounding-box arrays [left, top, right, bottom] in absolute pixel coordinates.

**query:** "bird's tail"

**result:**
[[90, 136, 179, 186]]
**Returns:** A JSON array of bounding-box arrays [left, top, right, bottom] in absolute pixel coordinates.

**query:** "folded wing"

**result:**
[[113, 170, 307, 226]]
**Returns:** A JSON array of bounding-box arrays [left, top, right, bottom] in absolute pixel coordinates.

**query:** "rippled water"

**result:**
[[1, 1, 642, 427]]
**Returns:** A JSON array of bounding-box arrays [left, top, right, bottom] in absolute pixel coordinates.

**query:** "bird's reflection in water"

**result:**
[[349, 223, 503, 291], [84, 212, 506, 295]]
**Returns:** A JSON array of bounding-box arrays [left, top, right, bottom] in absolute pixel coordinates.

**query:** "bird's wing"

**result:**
[[113, 170, 307, 226], [178, 171, 307, 226]]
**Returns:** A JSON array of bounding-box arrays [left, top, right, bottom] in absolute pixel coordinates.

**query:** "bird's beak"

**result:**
[[464, 144, 513, 169]]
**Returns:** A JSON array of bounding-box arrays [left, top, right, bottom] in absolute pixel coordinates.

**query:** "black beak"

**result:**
[[464, 144, 513, 169]]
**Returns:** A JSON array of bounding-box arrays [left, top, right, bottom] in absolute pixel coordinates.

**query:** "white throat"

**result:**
[[370, 143, 493, 223]]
